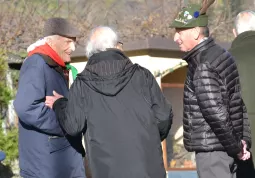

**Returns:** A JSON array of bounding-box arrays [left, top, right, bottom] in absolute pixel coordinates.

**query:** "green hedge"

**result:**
[[0, 49, 19, 166], [0, 120, 19, 165]]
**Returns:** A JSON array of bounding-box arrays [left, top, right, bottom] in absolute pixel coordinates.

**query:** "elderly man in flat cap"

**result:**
[[14, 18, 86, 178], [170, 1, 252, 178]]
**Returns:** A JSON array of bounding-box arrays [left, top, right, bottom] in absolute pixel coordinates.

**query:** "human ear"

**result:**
[[192, 27, 200, 40]]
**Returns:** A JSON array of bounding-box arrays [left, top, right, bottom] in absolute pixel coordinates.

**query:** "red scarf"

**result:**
[[28, 43, 65, 67]]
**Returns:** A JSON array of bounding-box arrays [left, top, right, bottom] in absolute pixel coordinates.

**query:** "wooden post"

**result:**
[[156, 76, 168, 170]]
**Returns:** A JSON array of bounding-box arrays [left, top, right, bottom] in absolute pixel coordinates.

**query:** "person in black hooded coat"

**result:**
[[45, 26, 173, 178]]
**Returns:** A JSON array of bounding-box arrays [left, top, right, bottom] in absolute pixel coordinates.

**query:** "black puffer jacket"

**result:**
[[183, 38, 251, 156]]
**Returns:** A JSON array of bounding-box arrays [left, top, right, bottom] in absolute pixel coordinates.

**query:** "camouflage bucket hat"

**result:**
[[170, 4, 208, 28]]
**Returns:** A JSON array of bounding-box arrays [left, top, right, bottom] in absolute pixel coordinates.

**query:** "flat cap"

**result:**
[[43, 17, 80, 38]]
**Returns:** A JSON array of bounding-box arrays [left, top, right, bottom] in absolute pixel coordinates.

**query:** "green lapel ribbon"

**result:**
[[65, 63, 78, 80]]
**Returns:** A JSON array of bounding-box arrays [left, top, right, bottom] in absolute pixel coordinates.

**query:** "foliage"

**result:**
[[7, 50, 24, 93], [0, 48, 18, 166], [0, 49, 13, 110], [0, 49, 8, 79], [0, 0, 255, 54], [0, 83, 13, 109], [10, 70, 20, 93], [0, 49, 18, 170], [0, 120, 19, 166]]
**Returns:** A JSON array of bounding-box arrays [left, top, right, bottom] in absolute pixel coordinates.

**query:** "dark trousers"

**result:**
[[236, 153, 255, 178], [195, 151, 236, 178]]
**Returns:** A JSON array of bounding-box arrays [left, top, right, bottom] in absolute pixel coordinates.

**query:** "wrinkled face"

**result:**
[[51, 36, 76, 62], [174, 28, 198, 52]]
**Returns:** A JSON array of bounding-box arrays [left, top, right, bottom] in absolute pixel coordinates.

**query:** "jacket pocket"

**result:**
[[48, 136, 71, 153]]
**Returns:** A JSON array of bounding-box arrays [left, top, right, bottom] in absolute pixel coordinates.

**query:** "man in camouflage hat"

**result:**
[[170, 1, 252, 178], [14, 18, 86, 178]]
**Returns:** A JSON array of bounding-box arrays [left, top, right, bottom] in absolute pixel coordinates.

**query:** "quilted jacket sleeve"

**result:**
[[193, 63, 242, 155]]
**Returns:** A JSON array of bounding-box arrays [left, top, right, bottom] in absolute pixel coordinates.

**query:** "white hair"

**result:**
[[27, 36, 59, 53], [86, 26, 118, 58], [235, 10, 255, 35], [27, 35, 59, 52]]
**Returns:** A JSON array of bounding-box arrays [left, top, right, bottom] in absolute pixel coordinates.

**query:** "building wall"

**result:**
[[70, 55, 185, 77]]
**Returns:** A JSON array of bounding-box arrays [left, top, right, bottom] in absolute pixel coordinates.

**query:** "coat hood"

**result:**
[[77, 49, 138, 96]]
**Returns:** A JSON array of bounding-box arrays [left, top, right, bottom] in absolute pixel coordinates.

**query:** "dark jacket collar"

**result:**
[[39, 54, 59, 67], [231, 31, 255, 49], [38, 54, 69, 86], [87, 49, 131, 65], [78, 49, 137, 96], [183, 37, 215, 64]]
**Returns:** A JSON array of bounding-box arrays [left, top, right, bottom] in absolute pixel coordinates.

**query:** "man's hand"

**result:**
[[237, 140, 251, 161], [45, 91, 63, 109]]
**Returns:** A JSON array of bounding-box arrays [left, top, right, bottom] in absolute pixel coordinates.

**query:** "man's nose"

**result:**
[[173, 32, 179, 43]]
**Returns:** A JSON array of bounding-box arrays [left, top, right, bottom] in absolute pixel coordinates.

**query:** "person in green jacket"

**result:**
[[229, 10, 255, 178]]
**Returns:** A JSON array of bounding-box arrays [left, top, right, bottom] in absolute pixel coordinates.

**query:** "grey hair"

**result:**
[[86, 26, 118, 58], [235, 10, 255, 35]]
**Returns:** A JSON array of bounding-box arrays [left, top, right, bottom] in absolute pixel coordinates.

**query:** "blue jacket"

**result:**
[[14, 54, 85, 178]]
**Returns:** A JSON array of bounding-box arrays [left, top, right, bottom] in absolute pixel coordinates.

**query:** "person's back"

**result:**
[[229, 10, 255, 178], [230, 11, 255, 127], [80, 49, 170, 177], [47, 26, 173, 178]]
